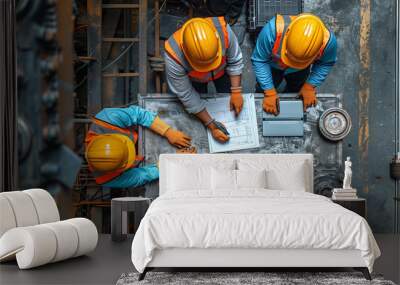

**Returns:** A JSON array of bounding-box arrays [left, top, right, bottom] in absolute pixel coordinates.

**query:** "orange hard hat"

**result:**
[[281, 14, 326, 69], [181, 18, 222, 72], [85, 134, 135, 172]]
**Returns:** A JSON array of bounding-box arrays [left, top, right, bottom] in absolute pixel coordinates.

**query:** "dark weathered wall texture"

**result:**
[[304, 0, 396, 233]]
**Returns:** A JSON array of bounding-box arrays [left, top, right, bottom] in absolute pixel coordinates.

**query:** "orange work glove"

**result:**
[[263, 88, 280, 116], [207, 121, 229, 143], [230, 87, 243, 116], [164, 128, 192, 148], [211, 128, 229, 143], [150, 116, 191, 148], [149, 116, 171, 135], [299, 83, 317, 111]]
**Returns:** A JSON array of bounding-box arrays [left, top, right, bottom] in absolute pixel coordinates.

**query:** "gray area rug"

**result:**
[[116, 272, 396, 285]]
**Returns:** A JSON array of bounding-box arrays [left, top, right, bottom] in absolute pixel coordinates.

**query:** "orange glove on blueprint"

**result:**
[[230, 86, 243, 116], [207, 120, 229, 144]]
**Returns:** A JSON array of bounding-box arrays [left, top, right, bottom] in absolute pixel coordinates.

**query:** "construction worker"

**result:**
[[164, 17, 244, 143], [251, 13, 337, 115], [85, 106, 191, 188]]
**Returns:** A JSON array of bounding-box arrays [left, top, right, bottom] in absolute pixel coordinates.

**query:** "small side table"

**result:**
[[111, 197, 151, 241], [332, 198, 366, 218]]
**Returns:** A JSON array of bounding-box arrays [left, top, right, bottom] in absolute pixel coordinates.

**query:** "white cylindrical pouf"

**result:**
[[42, 221, 79, 262], [0, 196, 17, 237], [65, 218, 98, 257], [0, 226, 57, 269], [1, 192, 39, 227], [23, 189, 60, 223]]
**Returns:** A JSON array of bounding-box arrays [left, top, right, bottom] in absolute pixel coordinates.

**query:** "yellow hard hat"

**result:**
[[181, 18, 222, 72], [85, 134, 135, 172], [281, 14, 326, 69]]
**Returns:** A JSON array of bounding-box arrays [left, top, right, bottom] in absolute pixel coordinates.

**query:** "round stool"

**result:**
[[111, 197, 151, 242]]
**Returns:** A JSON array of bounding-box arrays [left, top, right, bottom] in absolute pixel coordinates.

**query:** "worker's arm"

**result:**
[[251, 18, 276, 91], [164, 53, 206, 114], [95, 106, 157, 128], [306, 33, 338, 87], [102, 164, 159, 188], [225, 24, 244, 76]]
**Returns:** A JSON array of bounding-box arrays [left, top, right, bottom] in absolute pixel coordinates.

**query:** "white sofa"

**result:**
[[0, 189, 98, 269]]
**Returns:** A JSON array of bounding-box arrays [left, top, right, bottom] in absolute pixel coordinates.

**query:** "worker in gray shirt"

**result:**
[[164, 17, 244, 143]]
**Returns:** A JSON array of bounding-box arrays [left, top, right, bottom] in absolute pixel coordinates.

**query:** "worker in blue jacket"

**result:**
[[85, 106, 191, 188], [251, 13, 337, 114]]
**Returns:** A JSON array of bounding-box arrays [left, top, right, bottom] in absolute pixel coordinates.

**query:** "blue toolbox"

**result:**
[[262, 100, 305, 137]]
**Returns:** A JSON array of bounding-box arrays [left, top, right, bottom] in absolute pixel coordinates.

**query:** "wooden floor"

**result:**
[[0, 234, 398, 285]]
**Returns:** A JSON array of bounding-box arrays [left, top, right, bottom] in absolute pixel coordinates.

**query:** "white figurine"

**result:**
[[343, 157, 352, 189]]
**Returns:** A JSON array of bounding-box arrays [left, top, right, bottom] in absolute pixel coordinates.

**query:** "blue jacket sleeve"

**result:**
[[103, 164, 159, 188], [251, 17, 276, 91], [307, 32, 338, 87], [95, 105, 157, 128]]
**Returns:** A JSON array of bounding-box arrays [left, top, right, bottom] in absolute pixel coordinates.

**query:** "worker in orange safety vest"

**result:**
[[85, 106, 191, 188], [251, 13, 337, 115], [164, 17, 244, 144]]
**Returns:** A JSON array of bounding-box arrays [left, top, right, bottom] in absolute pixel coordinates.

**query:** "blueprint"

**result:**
[[205, 93, 260, 153]]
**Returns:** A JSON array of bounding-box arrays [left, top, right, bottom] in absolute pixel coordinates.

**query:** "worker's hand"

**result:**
[[164, 128, 192, 148], [211, 129, 230, 143], [299, 83, 317, 111], [209, 122, 230, 143], [263, 88, 280, 116], [176, 146, 197, 154], [230, 88, 243, 116]]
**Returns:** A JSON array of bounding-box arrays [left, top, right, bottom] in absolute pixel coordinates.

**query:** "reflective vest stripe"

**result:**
[[272, 14, 285, 56], [212, 17, 228, 53], [272, 14, 331, 69], [165, 32, 191, 70], [273, 15, 292, 69], [89, 117, 138, 143], [165, 16, 229, 83]]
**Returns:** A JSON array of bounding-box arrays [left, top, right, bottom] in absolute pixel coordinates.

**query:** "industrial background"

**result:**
[[1, 0, 399, 234]]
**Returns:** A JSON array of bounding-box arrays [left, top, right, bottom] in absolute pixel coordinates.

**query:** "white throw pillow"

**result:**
[[236, 169, 267, 189], [238, 159, 310, 191], [266, 164, 307, 191], [167, 163, 211, 191], [166, 159, 236, 192], [211, 168, 236, 191]]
